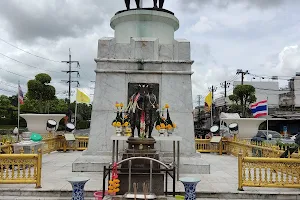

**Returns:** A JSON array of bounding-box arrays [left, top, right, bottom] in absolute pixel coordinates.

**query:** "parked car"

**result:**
[[251, 130, 295, 145]]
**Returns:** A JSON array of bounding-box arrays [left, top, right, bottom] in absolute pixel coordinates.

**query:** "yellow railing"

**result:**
[[195, 138, 300, 159], [56, 136, 89, 152], [0, 142, 13, 154], [195, 138, 227, 155], [238, 153, 300, 190], [42, 137, 59, 154], [76, 136, 89, 151], [0, 148, 42, 188], [0, 136, 89, 154]]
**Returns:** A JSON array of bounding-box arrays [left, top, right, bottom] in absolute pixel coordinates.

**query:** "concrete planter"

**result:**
[[221, 118, 266, 139], [20, 114, 65, 134]]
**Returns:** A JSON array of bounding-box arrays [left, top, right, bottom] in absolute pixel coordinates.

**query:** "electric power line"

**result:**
[[0, 87, 15, 94], [0, 38, 61, 63], [0, 52, 61, 73], [0, 81, 18, 89], [0, 66, 31, 79]]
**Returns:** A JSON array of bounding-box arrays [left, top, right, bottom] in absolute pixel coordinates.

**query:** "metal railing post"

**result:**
[[238, 153, 243, 191], [36, 149, 42, 188], [128, 160, 132, 193], [103, 166, 106, 198], [173, 166, 175, 197], [150, 160, 153, 193]]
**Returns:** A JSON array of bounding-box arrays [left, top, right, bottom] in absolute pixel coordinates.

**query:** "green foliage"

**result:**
[[8, 95, 18, 107], [229, 85, 256, 117], [70, 102, 92, 121], [76, 120, 91, 129], [0, 95, 16, 118], [27, 73, 56, 113]]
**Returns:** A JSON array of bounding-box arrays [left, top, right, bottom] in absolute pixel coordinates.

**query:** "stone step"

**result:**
[[0, 189, 299, 200], [0, 197, 95, 200], [0, 196, 289, 200]]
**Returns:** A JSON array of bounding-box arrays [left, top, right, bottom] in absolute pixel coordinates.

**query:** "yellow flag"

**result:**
[[205, 92, 212, 108], [76, 89, 90, 104]]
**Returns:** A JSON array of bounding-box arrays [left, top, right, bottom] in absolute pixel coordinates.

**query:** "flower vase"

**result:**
[[179, 177, 200, 200], [167, 128, 174, 136], [67, 177, 90, 200], [115, 127, 122, 136], [124, 126, 131, 137], [158, 129, 166, 136]]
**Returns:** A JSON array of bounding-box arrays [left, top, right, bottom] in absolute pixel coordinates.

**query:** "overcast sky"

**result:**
[[0, 0, 300, 105]]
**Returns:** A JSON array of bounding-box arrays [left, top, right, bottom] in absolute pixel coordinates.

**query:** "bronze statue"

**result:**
[[124, 0, 165, 10], [125, 0, 140, 10], [128, 85, 144, 137], [153, 0, 165, 9], [144, 84, 158, 138]]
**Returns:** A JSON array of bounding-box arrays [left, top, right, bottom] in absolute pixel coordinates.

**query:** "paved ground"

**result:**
[[0, 151, 299, 199], [0, 198, 282, 200], [0, 197, 278, 200]]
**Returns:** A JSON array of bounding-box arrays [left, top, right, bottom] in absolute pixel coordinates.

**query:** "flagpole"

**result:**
[[74, 101, 78, 128], [266, 97, 269, 136], [210, 102, 213, 127], [17, 81, 20, 142]]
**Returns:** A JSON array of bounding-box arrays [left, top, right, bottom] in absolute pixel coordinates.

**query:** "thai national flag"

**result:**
[[250, 100, 268, 118], [18, 85, 24, 105]]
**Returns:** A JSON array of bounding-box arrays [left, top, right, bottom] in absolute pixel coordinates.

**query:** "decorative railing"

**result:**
[[0, 136, 89, 154], [195, 138, 227, 155], [76, 136, 89, 151], [0, 148, 42, 188], [42, 137, 59, 154], [0, 142, 13, 154], [195, 138, 300, 159], [238, 153, 300, 190]]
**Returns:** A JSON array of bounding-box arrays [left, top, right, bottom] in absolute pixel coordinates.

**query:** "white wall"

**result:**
[[293, 76, 300, 107]]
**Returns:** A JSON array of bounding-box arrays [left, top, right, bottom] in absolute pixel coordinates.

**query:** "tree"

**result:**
[[229, 85, 256, 117], [27, 73, 56, 113], [8, 95, 18, 107], [0, 95, 11, 117]]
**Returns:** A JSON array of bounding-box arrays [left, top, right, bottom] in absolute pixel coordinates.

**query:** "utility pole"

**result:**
[[62, 48, 80, 122], [220, 81, 231, 110], [196, 95, 203, 126], [236, 69, 249, 85], [90, 81, 96, 96], [208, 86, 217, 126]]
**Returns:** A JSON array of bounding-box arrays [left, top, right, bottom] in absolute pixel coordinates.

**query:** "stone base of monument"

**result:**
[[118, 137, 164, 195], [72, 155, 210, 174], [72, 137, 210, 174], [72, 154, 111, 172]]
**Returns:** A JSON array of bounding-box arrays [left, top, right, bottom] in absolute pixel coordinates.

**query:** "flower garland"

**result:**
[[108, 162, 120, 194]]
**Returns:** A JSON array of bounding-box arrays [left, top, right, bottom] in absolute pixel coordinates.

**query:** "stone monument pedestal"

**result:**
[[72, 9, 210, 174]]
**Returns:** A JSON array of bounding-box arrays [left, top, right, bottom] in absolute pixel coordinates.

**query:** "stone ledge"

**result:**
[[72, 155, 111, 172], [94, 69, 194, 75], [94, 58, 194, 64], [0, 189, 299, 199]]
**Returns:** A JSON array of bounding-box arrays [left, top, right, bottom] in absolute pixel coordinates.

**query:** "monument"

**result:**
[[73, 1, 209, 174]]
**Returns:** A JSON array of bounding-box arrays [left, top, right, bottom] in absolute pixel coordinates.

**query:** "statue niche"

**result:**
[[127, 83, 159, 138]]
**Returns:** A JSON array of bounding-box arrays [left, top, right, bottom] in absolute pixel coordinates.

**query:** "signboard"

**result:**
[[210, 136, 222, 143], [64, 133, 76, 141]]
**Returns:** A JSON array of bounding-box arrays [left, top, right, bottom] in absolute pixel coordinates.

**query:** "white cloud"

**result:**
[[188, 16, 217, 33], [0, 0, 299, 109]]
